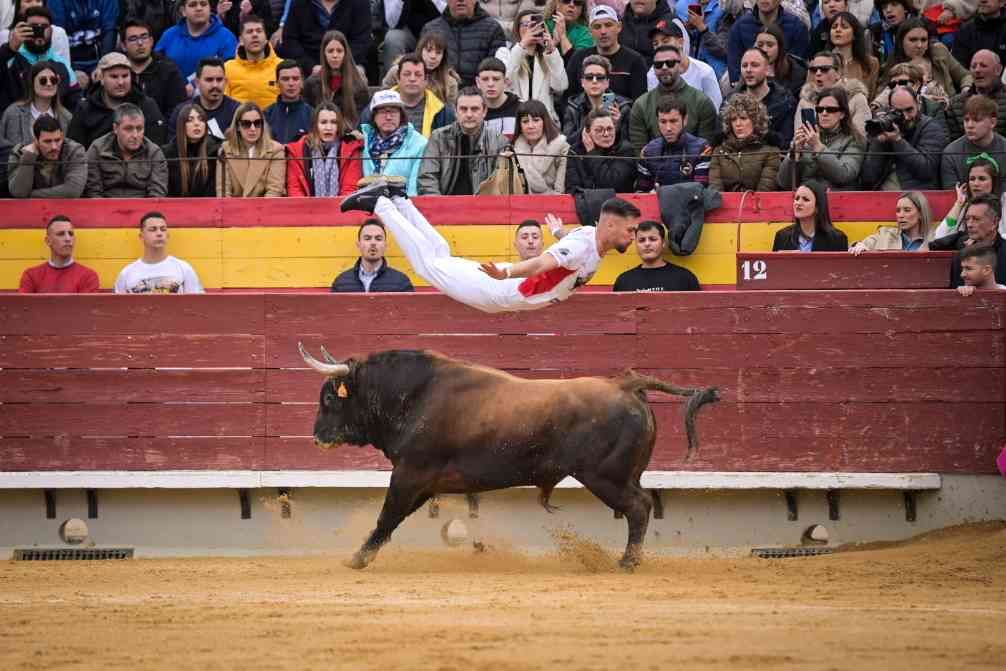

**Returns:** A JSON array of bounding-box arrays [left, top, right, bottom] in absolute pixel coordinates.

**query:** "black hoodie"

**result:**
[[67, 79, 167, 149]]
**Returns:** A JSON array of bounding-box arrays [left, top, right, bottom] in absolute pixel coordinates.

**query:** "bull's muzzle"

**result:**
[[314, 438, 340, 451], [299, 342, 350, 377]]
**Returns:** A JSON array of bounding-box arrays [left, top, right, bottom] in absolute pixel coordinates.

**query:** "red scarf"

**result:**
[[328, 74, 342, 95]]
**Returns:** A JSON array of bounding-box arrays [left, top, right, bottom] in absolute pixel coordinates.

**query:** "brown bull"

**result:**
[[299, 344, 719, 570]]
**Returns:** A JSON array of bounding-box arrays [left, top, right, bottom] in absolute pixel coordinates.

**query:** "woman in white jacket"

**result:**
[[501, 9, 569, 124], [511, 99, 570, 194]]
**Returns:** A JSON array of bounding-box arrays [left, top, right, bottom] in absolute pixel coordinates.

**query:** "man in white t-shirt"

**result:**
[[114, 211, 204, 294], [340, 179, 640, 313]]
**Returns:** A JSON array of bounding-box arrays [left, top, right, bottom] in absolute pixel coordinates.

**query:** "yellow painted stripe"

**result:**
[[0, 222, 889, 290]]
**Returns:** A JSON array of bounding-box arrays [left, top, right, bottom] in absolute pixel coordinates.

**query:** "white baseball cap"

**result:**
[[370, 89, 406, 112], [589, 5, 620, 24]]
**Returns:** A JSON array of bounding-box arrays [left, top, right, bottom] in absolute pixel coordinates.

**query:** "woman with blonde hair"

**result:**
[[849, 191, 933, 253], [217, 102, 287, 197], [286, 102, 364, 197], [708, 93, 781, 192], [503, 9, 568, 123], [304, 30, 371, 128], [163, 103, 219, 197], [382, 31, 461, 106]]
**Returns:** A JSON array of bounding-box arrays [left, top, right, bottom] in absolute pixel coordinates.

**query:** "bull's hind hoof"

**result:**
[[343, 553, 370, 570]]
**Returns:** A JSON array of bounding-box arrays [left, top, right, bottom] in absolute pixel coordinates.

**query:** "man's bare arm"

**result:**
[[480, 252, 560, 280]]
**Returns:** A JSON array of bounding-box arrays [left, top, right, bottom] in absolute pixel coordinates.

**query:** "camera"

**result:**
[[31, 24, 46, 38], [865, 108, 905, 137]]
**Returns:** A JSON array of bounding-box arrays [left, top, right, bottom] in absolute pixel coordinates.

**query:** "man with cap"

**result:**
[[564, 5, 648, 106], [359, 89, 429, 197], [67, 51, 166, 148]]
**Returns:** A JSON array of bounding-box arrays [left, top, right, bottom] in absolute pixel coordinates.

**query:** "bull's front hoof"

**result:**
[[343, 553, 371, 570], [618, 555, 641, 572]]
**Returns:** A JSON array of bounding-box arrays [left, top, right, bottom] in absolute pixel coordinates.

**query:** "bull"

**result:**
[[298, 343, 719, 570]]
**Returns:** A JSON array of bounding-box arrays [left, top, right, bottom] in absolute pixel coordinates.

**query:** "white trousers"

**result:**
[[374, 196, 537, 313]]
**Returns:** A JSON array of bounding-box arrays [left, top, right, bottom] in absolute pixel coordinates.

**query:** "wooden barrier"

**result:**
[[736, 252, 956, 289], [1, 291, 1002, 478], [0, 192, 959, 290]]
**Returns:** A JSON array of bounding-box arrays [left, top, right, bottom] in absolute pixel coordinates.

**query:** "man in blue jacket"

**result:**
[[727, 0, 809, 84], [49, 0, 118, 72], [331, 219, 415, 293], [264, 59, 313, 143], [155, 0, 238, 82]]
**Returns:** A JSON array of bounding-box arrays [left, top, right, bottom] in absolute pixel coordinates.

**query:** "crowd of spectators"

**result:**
[[2, 0, 1006, 292]]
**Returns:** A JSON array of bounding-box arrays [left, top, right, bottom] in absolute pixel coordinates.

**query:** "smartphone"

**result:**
[[688, 4, 702, 15], [602, 92, 615, 110], [800, 108, 817, 128]]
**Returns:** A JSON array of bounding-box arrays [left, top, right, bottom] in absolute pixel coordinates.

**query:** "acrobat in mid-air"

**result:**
[[340, 178, 641, 313]]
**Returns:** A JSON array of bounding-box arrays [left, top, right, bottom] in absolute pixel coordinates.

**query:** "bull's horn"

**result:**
[[319, 345, 340, 364], [298, 342, 349, 377]]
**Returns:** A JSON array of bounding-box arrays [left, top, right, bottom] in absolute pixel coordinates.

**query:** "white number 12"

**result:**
[[741, 260, 768, 280]]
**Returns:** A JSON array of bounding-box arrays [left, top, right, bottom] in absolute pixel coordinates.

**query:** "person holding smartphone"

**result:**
[[503, 9, 568, 123], [777, 86, 865, 190], [560, 54, 632, 143]]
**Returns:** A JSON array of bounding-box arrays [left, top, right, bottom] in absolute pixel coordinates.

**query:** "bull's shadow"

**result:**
[[299, 344, 719, 570]]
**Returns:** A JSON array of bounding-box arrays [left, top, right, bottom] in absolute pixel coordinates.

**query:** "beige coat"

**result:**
[[855, 225, 929, 251], [217, 140, 287, 197], [513, 134, 569, 194]]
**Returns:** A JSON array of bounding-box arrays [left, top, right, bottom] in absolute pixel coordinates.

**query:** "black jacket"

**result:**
[[860, 114, 947, 190], [657, 182, 722, 256], [67, 83, 167, 148], [619, 3, 674, 61], [565, 137, 637, 194], [162, 136, 220, 197], [134, 52, 188, 119], [265, 97, 313, 144], [281, 0, 372, 72], [211, 0, 276, 36], [772, 224, 849, 251], [952, 12, 1006, 75], [420, 6, 507, 86], [118, 0, 177, 41], [331, 258, 415, 292]]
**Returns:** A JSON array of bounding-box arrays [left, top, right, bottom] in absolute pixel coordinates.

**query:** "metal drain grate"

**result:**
[[13, 548, 134, 561], [751, 547, 834, 559]]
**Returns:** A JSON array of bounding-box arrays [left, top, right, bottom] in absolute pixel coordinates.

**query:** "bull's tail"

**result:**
[[619, 371, 720, 462]]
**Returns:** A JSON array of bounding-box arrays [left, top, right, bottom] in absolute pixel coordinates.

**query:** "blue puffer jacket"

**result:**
[[637, 132, 711, 192], [727, 8, 809, 83], [155, 15, 238, 81], [360, 122, 428, 197], [49, 0, 118, 70]]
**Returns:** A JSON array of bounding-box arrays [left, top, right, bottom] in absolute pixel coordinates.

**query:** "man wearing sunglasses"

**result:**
[[861, 85, 947, 190], [629, 43, 717, 155], [1, 6, 80, 112], [948, 50, 1006, 139]]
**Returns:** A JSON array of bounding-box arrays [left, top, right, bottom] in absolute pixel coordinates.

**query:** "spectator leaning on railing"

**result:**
[[8, 114, 86, 198], [85, 102, 169, 197], [849, 190, 933, 253], [772, 180, 848, 251]]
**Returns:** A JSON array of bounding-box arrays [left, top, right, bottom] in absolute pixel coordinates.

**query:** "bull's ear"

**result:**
[[337, 382, 349, 398]]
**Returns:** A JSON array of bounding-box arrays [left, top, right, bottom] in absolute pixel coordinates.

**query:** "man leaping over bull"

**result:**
[[340, 178, 641, 313]]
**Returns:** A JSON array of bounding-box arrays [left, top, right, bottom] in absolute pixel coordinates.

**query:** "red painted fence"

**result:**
[[0, 291, 1003, 474]]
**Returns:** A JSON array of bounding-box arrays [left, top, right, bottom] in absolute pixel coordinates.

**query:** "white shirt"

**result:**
[[114, 256, 204, 294], [518, 226, 602, 306]]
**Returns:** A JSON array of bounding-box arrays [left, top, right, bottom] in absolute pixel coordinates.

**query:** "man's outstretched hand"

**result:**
[[480, 262, 508, 280]]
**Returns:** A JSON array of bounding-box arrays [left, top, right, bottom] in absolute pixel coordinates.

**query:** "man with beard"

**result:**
[[861, 86, 947, 190], [166, 57, 240, 142], [8, 115, 87, 198], [330, 219, 415, 292], [948, 50, 1006, 138], [724, 47, 795, 149], [636, 97, 711, 191], [0, 6, 80, 111], [122, 18, 188, 119], [941, 94, 1006, 187], [84, 102, 168, 197], [68, 52, 166, 147], [629, 44, 717, 154], [340, 180, 641, 313], [19, 215, 99, 294]]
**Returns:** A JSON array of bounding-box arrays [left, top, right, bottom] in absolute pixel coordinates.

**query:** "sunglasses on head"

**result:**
[[653, 59, 679, 70], [808, 65, 834, 73], [815, 105, 841, 114], [582, 73, 608, 81], [888, 79, 913, 88], [36, 75, 59, 85], [561, 0, 585, 5], [239, 118, 263, 129]]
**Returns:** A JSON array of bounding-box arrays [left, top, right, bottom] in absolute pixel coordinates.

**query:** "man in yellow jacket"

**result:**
[[224, 14, 283, 109]]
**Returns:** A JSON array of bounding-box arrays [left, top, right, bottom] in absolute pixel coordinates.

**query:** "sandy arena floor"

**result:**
[[0, 521, 1003, 670]]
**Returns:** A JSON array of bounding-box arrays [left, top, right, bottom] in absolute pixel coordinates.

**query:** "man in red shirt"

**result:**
[[19, 216, 100, 293]]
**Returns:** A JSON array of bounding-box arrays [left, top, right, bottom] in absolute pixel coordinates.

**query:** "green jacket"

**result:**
[[629, 78, 718, 156]]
